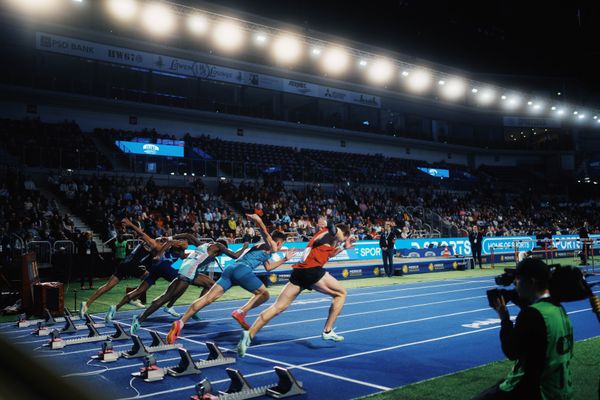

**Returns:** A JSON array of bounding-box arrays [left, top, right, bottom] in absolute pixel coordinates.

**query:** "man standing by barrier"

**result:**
[[379, 222, 399, 277], [469, 225, 483, 269]]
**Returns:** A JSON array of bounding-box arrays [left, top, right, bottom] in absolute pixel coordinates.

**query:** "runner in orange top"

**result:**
[[237, 219, 354, 356]]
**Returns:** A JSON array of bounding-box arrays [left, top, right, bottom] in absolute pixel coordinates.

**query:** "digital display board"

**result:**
[[115, 141, 184, 158]]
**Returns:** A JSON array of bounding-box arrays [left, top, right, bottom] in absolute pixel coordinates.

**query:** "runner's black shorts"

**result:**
[[289, 267, 326, 290]]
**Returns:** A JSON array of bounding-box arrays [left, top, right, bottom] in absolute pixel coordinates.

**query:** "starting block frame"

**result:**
[[35, 314, 105, 336], [192, 366, 305, 400], [48, 322, 129, 350], [166, 342, 236, 377], [17, 308, 80, 328], [91, 331, 182, 362], [131, 342, 235, 382]]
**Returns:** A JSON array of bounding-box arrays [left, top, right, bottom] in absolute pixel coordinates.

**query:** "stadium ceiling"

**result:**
[[5, 0, 600, 128]]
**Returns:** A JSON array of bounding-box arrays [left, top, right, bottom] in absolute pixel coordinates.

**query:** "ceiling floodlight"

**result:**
[[476, 87, 496, 105], [367, 59, 394, 85], [213, 20, 245, 52], [142, 3, 175, 36], [440, 78, 466, 100], [322, 47, 350, 75], [188, 14, 209, 35], [272, 35, 302, 64], [406, 69, 432, 93], [107, 0, 138, 22]]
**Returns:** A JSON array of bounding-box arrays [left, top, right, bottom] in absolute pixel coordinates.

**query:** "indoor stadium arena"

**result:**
[[0, 1, 599, 399]]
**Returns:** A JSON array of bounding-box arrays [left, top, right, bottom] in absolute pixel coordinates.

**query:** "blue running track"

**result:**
[[1, 274, 598, 399]]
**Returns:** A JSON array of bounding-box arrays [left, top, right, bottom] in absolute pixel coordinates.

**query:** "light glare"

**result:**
[[322, 47, 350, 75], [272, 35, 302, 64], [367, 59, 394, 84], [107, 0, 138, 22], [142, 3, 175, 36], [213, 20, 245, 52]]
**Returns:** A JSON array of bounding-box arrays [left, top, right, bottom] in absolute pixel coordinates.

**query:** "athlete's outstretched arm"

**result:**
[[122, 218, 162, 253], [217, 242, 249, 260], [263, 248, 298, 271], [246, 214, 277, 250]]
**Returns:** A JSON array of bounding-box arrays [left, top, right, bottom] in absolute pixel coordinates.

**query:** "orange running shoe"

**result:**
[[166, 320, 183, 344], [231, 310, 249, 330]]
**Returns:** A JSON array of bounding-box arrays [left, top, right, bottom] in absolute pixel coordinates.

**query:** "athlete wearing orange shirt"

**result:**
[[237, 220, 354, 356]]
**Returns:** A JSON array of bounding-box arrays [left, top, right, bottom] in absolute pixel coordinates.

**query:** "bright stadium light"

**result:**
[[7, 0, 63, 15], [322, 47, 350, 75], [476, 87, 496, 106], [440, 77, 466, 100], [142, 3, 175, 36], [188, 14, 209, 35], [503, 94, 521, 109], [272, 35, 302, 64], [438, 80, 445, 85], [367, 59, 394, 85], [107, 0, 138, 22], [405, 68, 432, 93], [471, 88, 478, 93], [401, 70, 409, 77], [213, 20, 245, 52], [359, 60, 368, 67], [311, 48, 321, 56], [254, 32, 268, 45]]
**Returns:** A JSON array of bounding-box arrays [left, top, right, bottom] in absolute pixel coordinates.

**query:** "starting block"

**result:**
[[48, 322, 130, 350], [92, 331, 182, 362], [94, 340, 120, 363], [192, 366, 305, 400], [35, 314, 105, 336], [17, 308, 80, 328], [123, 331, 183, 359], [166, 342, 236, 377], [131, 355, 165, 382]]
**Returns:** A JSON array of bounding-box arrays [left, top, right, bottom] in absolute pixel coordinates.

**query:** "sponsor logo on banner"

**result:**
[[483, 236, 534, 254], [342, 269, 349, 279], [36, 32, 381, 109], [269, 274, 278, 284], [425, 251, 436, 257], [348, 269, 363, 277], [373, 267, 380, 276], [142, 144, 159, 155], [323, 88, 347, 101], [407, 265, 420, 272], [286, 80, 314, 94], [108, 49, 142, 63], [408, 251, 421, 258]]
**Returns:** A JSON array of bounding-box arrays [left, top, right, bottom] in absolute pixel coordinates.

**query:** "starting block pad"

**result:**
[[17, 308, 80, 328], [192, 366, 305, 400], [91, 331, 182, 362], [47, 322, 129, 349], [131, 342, 235, 382]]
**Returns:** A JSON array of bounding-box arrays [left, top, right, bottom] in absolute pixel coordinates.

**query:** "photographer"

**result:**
[[474, 258, 574, 400]]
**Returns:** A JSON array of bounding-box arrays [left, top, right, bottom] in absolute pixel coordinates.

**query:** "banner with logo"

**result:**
[[115, 141, 184, 157], [36, 32, 381, 109], [217, 234, 600, 269]]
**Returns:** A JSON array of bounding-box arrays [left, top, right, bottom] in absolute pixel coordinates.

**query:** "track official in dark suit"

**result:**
[[469, 225, 484, 269], [380, 223, 399, 277]]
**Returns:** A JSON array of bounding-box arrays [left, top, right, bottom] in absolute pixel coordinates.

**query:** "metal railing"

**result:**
[[26, 241, 53, 267]]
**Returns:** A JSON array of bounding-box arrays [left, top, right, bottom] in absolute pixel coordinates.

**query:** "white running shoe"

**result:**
[[163, 306, 181, 318], [128, 299, 145, 309], [322, 328, 344, 342], [79, 301, 88, 319]]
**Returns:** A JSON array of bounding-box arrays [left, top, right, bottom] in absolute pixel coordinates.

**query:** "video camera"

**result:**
[[486, 265, 600, 322]]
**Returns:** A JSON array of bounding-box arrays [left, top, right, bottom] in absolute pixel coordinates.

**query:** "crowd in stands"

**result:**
[[0, 118, 110, 171], [1, 119, 597, 250], [0, 166, 80, 256]]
